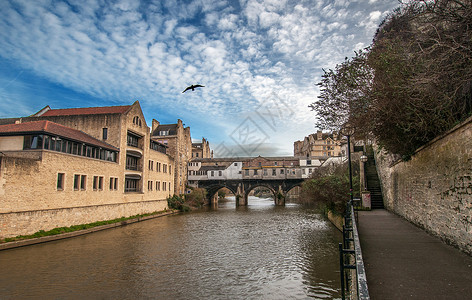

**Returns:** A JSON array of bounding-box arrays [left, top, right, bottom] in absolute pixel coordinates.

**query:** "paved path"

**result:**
[[357, 209, 472, 300]]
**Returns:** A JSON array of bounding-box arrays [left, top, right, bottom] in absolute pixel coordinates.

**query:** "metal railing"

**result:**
[[339, 201, 370, 300]]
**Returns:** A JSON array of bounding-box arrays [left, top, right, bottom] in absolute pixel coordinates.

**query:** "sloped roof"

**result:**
[[0, 118, 20, 126], [152, 124, 178, 136], [33, 105, 132, 117], [0, 121, 119, 151]]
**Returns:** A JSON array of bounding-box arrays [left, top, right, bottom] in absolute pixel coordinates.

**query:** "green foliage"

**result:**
[[311, 0, 472, 160], [217, 190, 226, 200], [167, 195, 190, 212], [300, 161, 359, 214], [185, 188, 207, 208]]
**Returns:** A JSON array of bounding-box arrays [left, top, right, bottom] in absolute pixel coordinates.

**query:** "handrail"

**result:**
[[339, 201, 370, 299]]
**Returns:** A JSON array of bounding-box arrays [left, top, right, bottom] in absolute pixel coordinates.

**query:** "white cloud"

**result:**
[[0, 0, 399, 155]]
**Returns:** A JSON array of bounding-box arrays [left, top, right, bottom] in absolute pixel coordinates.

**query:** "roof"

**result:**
[[0, 121, 119, 151], [32, 105, 132, 117], [152, 124, 178, 136], [199, 165, 227, 171], [0, 118, 20, 126]]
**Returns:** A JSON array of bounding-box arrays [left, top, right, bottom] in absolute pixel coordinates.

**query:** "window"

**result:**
[[163, 164, 167, 173], [127, 132, 139, 147], [99, 176, 103, 190], [80, 175, 87, 190], [307, 160, 311, 165], [57, 173, 65, 190], [263, 169, 268, 176], [280, 169, 284, 174], [254, 169, 258, 175], [169, 165, 171, 175], [272, 169, 276, 176], [93, 176, 98, 190], [163, 182, 167, 191], [102, 128, 108, 140], [218, 171, 222, 176], [149, 160, 154, 171], [156, 181, 160, 191], [245, 169, 249, 176], [274, 162, 278, 166], [110, 177, 116, 190], [74, 174, 80, 190], [148, 181, 153, 191], [125, 178, 139, 192], [126, 155, 139, 170], [211, 171, 214, 176], [133, 116, 142, 127]]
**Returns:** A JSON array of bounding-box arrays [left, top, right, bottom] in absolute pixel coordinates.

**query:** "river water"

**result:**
[[0, 197, 342, 299]]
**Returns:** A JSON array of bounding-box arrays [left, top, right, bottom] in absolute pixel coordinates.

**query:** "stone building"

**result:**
[[294, 131, 343, 157], [192, 137, 212, 159], [151, 119, 192, 195], [0, 101, 174, 238]]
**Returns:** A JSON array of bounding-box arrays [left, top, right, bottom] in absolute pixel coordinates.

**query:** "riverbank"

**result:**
[[0, 210, 177, 251]]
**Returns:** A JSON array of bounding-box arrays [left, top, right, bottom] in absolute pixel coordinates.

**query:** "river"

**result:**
[[0, 197, 342, 299]]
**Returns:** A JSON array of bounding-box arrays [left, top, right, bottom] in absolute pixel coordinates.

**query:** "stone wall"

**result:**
[[0, 199, 167, 238], [375, 116, 472, 255]]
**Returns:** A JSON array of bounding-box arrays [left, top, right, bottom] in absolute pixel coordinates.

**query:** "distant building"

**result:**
[[0, 101, 174, 239], [294, 131, 343, 157], [192, 137, 212, 159], [187, 156, 328, 187], [151, 119, 192, 195]]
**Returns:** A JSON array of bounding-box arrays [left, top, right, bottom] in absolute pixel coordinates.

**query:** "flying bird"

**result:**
[[182, 84, 205, 93]]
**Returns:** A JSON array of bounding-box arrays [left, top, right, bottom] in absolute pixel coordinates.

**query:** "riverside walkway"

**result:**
[[357, 209, 472, 299]]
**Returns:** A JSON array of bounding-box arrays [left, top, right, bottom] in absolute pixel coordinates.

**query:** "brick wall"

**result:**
[[375, 116, 472, 255]]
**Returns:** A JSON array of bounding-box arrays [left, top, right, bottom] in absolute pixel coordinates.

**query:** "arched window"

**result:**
[[133, 116, 142, 127]]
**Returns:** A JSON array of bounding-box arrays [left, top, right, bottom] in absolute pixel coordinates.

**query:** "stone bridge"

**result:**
[[196, 178, 304, 206]]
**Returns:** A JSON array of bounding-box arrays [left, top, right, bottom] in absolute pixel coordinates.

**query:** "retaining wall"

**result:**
[[375, 116, 472, 255]]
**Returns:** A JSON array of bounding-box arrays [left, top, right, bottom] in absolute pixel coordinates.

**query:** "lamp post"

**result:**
[[341, 124, 355, 203], [360, 154, 368, 192]]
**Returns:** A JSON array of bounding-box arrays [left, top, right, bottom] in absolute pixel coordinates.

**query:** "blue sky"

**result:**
[[0, 0, 399, 157]]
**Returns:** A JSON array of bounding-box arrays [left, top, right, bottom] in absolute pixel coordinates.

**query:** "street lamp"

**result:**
[[340, 123, 355, 203], [360, 154, 368, 192]]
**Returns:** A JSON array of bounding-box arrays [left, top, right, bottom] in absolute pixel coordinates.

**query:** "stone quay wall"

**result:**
[[0, 199, 168, 238], [375, 116, 472, 255]]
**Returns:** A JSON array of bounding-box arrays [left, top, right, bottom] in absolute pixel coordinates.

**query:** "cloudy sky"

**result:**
[[0, 0, 399, 157]]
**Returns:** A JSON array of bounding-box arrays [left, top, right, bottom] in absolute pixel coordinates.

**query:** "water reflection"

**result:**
[[0, 197, 342, 299]]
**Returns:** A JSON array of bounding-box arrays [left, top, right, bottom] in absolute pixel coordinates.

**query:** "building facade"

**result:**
[[192, 137, 212, 159], [0, 101, 174, 238], [187, 156, 329, 186], [294, 131, 343, 157], [151, 119, 192, 195]]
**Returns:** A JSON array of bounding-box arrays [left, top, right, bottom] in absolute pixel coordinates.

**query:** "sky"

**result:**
[[0, 0, 399, 157]]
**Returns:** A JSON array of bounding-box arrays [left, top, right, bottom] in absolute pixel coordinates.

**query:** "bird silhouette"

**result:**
[[182, 84, 205, 93]]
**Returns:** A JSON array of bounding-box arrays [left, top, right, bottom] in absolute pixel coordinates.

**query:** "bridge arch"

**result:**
[[196, 179, 305, 207], [243, 184, 278, 206], [205, 183, 238, 205]]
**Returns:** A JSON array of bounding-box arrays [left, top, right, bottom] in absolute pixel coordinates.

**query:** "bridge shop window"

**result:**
[[272, 169, 276, 176], [245, 169, 249, 176]]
